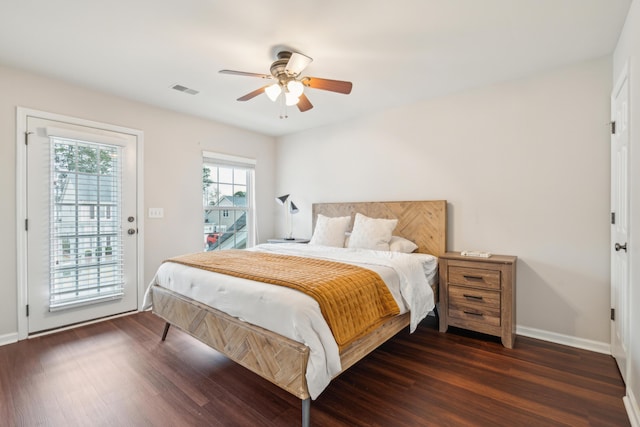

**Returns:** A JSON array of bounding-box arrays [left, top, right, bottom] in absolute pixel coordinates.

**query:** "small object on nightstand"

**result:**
[[460, 250, 492, 258], [267, 238, 310, 244], [439, 251, 517, 348]]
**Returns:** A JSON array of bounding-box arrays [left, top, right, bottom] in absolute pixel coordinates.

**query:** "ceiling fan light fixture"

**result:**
[[285, 91, 300, 106], [287, 80, 304, 97], [265, 83, 282, 102], [220, 49, 352, 115]]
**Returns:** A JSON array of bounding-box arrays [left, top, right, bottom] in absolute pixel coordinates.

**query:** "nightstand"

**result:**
[[438, 252, 517, 348], [267, 238, 310, 244]]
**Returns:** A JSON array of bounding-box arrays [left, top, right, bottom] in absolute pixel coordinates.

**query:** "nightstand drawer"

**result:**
[[448, 285, 500, 309], [448, 266, 501, 290], [448, 286, 501, 326], [448, 308, 501, 327]]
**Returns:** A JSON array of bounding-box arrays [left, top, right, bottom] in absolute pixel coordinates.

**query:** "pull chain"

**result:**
[[279, 92, 288, 119]]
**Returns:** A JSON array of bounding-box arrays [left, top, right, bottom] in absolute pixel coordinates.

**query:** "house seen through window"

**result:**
[[202, 153, 255, 251]]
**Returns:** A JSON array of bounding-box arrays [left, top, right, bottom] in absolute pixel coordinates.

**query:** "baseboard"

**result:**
[[625, 388, 640, 427], [516, 325, 610, 354], [0, 332, 18, 347]]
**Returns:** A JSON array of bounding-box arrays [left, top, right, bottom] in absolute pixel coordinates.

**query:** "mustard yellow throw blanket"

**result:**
[[166, 250, 400, 349]]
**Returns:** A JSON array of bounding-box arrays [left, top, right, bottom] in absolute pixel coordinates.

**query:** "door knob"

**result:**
[[128, 228, 136, 235], [615, 242, 627, 252]]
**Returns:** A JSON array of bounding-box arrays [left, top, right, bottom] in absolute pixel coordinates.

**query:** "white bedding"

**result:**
[[142, 243, 437, 399]]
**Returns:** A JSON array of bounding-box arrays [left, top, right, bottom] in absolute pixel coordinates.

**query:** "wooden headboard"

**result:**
[[312, 200, 447, 256]]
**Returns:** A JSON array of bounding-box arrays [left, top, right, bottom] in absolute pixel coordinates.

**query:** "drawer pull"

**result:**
[[463, 294, 483, 301], [464, 311, 483, 317], [463, 275, 484, 281]]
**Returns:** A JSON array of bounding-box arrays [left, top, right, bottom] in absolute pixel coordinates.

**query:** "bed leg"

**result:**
[[161, 322, 171, 341], [301, 398, 310, 427]]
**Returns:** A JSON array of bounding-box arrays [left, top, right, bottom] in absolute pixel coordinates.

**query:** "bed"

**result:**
[[145, 200, 447, 426]]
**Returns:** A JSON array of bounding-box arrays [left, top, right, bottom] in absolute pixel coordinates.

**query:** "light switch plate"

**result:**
[[148, 207, 164, 218]]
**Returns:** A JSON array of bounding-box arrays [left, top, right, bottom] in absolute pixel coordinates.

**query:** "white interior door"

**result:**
[[25, 115, 139, 333], [611, 65, 630, 383]]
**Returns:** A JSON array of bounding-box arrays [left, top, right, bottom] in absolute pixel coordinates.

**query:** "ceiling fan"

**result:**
[[219, 50, 352, 116]]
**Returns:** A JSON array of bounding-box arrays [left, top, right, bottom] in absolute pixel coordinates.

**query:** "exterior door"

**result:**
[[611, 65, 630, 382], [25, 114, 139, 333]]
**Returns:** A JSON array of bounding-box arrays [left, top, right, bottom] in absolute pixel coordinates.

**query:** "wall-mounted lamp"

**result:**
[[275, 194, 299, 240]]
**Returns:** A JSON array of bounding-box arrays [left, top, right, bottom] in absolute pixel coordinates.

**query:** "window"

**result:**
[[202, 152, 256, 251]]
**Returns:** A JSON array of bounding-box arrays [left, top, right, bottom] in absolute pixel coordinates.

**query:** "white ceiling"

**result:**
[[0, 0, 631, 136]]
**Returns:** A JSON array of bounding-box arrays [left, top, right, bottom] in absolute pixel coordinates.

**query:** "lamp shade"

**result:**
[[289, 201, 299, 214], [284, 91, 299, 106], [265, 83, 282, 102], [275, 194, 289, 205], [287, 80, 304, 97]]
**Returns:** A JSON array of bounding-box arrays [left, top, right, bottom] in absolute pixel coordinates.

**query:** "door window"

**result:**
[[49, 137, 124, 310]]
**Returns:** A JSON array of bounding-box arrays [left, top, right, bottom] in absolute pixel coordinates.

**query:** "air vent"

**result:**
[[171, 84, 199, 95]]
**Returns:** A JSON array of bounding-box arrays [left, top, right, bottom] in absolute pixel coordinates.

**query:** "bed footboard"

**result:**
[[151, 285, 311, 399]]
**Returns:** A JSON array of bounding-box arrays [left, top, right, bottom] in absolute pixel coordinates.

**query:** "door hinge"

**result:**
[[610, 121, 616, 135], [24, 131, 32, 145], [611, 212, 616, 225], [611, 308, 615, 321], [26, 305, 29, 317], [25, 218, 28, 231]]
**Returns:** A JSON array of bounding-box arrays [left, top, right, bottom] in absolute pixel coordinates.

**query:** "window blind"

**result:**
[[49, 136, 125, 310]]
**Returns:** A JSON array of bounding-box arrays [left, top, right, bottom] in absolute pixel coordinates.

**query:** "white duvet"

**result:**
[[142, 243, 437, 399]]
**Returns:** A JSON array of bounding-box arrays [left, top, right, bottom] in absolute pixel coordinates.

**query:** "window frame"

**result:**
[[202, 151, 256, 251]]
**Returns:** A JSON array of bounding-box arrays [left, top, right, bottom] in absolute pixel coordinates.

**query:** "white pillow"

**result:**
[[347, 213, 398, 251], [389, 236, 418, 253], [309, 214, 351, 247]]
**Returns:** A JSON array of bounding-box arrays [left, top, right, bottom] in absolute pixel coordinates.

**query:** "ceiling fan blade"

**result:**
[[297, 93, 313, 112], [302, 77, 352, 94], [237, 86, 268, 101], [219, 69, 273, 79], [285, 52, 313, 76]]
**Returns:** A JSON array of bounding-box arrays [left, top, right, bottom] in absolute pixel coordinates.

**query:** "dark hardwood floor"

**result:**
[[0, 312, 629, 426]]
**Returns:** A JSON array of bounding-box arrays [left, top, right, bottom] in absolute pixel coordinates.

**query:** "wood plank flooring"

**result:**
[[0, 312, 629, 426]]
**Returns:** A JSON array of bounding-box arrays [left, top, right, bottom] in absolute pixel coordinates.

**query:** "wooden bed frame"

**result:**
[[150, 200, 447, 426]]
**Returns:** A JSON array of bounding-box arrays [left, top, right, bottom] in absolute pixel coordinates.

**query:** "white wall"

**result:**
[[0, 64, 276, 339], [277, 57, 612, 345], [613, 0, 640, 422]]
